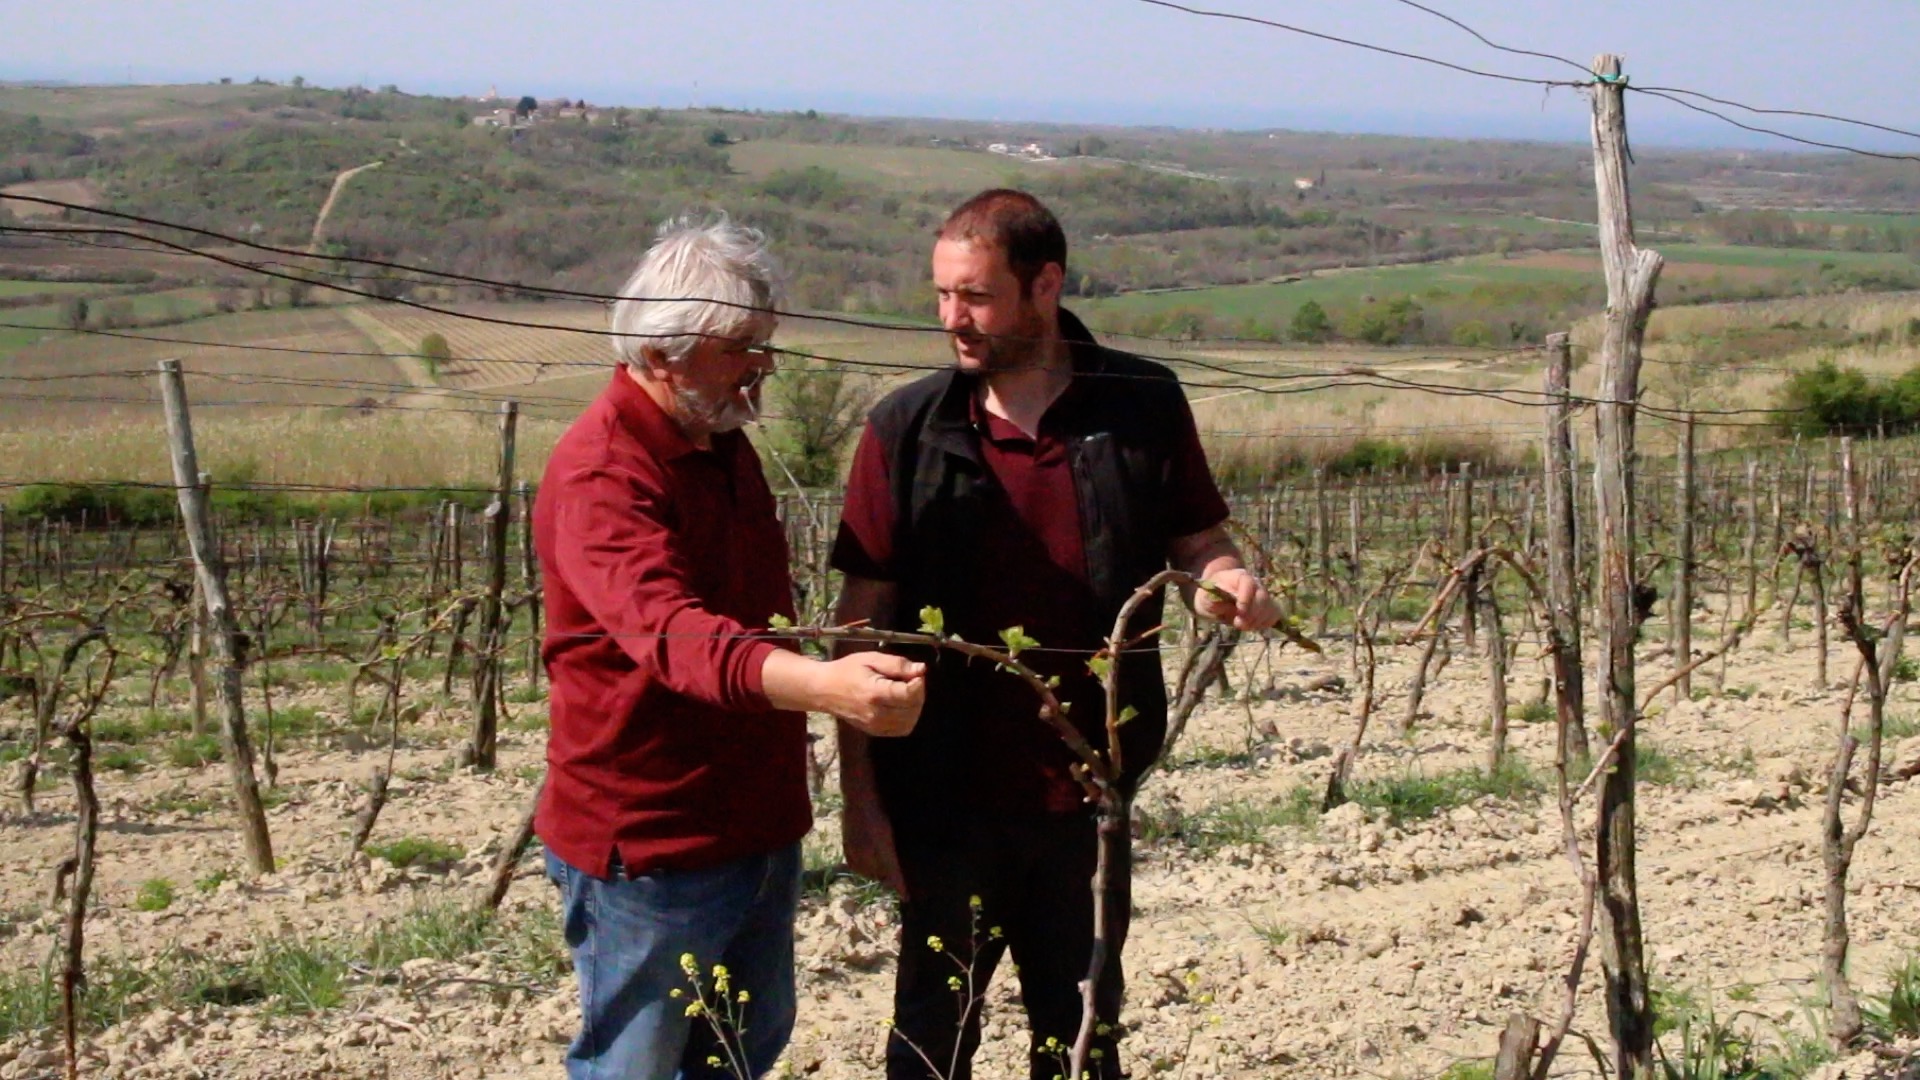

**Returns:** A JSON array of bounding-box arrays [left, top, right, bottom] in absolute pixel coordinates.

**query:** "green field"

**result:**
[[727, 139, 1087, 190], [1077, 256, 1592, 326], [1656, 242, 1917, 271], [0, 82, 287, 126], [0, 280, 102, 298], [1785, 210, 1920, 229], [1389, 210, 1593, 236]]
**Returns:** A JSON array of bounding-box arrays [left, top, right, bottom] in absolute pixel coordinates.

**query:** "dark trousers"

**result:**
[[888, 813, 1130, 1080]]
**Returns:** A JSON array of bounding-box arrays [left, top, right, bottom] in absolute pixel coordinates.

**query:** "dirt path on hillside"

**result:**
[[308, 162, 384, 252]]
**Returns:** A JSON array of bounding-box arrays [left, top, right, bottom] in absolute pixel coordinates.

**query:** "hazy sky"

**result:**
[[6, 0, 1917, 149]]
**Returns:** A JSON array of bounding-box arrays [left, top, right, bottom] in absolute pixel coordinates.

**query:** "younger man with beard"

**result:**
[[831, 190, 1281, 1079], [534, 216, 927, 1080]]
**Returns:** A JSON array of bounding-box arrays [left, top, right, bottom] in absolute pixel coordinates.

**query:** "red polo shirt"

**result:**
[[533, 370, 810, 877], [834, 372, 1228, 814]]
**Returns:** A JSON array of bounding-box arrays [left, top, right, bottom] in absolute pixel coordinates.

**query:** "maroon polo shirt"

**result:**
[[533, 370, 809, 878], [835, 366, 1228, 814]]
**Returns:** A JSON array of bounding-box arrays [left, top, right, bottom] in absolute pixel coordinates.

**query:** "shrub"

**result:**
[[418, 332, 451, 378], [8, 483, 175, 526], [1288, 299, 1332, 343], [1773, 359, 1920, 437]]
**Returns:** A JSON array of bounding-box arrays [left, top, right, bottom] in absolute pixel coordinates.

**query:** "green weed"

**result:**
[[1510, 698, 1554, 725], [1437, 1062, 1495, 1080], [269, 705, 327, 738], [1346, 759, 1543, 825], [1138, 788, 1320, 855], [248, 939, 345, 1015], [1171, 744, 1261, 770], [133, 878, 176, 912], [1243, 914, 1293, 950], [163, 733, 224, 768], [194, 868, 234, 894], [363, 836, 464, 870], [1864, 952, 1920, 1041], [98, 746, 149, 773]]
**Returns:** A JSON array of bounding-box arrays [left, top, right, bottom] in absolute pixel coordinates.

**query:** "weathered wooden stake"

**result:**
[[1587, 54, 1660, 1080], [1672, 414, 1695, 703], [158, 360, 275, 875], [1544, 332, 1589, 763], [469, 401, 519, 771]]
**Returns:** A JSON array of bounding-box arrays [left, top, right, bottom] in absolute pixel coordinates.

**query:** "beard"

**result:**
[[674, 380, 760, 435], [950, 299, 1051, 375]]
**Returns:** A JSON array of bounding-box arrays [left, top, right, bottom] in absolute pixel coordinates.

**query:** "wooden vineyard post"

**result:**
[[519, 479, 541, 692], [1544, 333, 1589, 762], [1313, 467, 1331, 637], [1743, 458, 1760, 622], [1459, 461, 1478, 650], [1588, 55, 1662, 1080], [1672, 414, 1695, 703], [469, 401, 519, 772], [158, 360, 275, 876]]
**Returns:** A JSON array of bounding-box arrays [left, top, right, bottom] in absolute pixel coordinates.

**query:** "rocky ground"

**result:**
[[4, 612, 1920, 1080]]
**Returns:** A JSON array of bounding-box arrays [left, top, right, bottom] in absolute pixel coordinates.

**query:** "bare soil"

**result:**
[[3, 606, 1919, 1079]]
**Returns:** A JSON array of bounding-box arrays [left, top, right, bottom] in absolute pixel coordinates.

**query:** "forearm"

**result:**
[[760, 648, 831, 714], [1169, 525, 1247, 580]]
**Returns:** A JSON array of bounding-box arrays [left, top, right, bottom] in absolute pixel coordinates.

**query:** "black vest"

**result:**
[[863, 309, 1192, 821]]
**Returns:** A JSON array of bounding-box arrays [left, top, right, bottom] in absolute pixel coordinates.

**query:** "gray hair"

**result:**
[[609, 214, 782, 369]]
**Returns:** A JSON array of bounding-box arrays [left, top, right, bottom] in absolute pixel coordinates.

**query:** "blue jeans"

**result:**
[[546, 844, 802, 1080]]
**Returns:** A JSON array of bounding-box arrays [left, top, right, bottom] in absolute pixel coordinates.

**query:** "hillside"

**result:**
[[4, 81, 1920, 490]]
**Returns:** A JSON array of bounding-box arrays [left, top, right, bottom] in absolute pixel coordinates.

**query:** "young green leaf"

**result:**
[[918, 606, 945, 636], [1117, 705, 1139, 727], [767, 613, 793, 630], [998, 626, 1040, 659], [1087, 655, 1114, 681]]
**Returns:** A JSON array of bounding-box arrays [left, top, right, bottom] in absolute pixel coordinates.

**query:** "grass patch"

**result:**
[[1864, 952, 1920, 1042], [1876, 712, 1920, 743], [97, 746, 149, 773], [1137, 787, 1320, 855], [92, 708, 192, 744], [150, 786, 214, 816], [269, 705, 328, 739], [1437, 1063, 1495, 1080], [363, 836, 464, 870], [1170, 743, 1261, 770], [163, 733, 224, 768], [1346, 759, 1543, 825], [1243, 913, 1293, 950], [0, 903, 568, 1041], [1509, 698, 1554, 725], [133, 878, 176, 912], [194, 868, 234, 894]]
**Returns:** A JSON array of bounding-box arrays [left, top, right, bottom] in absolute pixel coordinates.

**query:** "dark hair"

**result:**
[[935, 188, 1067, 295]]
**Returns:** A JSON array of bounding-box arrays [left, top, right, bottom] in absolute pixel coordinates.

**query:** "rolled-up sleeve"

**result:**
[[548, 463, 779, 711]]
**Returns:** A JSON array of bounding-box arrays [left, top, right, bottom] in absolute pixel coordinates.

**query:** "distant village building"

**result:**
[[1293, 177, 1316, 191], [985, 141, 1055, 161]]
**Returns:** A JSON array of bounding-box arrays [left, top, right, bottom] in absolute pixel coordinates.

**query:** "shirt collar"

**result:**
[[606, 368, 703, 462]]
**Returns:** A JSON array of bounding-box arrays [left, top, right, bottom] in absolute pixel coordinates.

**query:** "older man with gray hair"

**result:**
[[534, 215, 926, 1080]]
